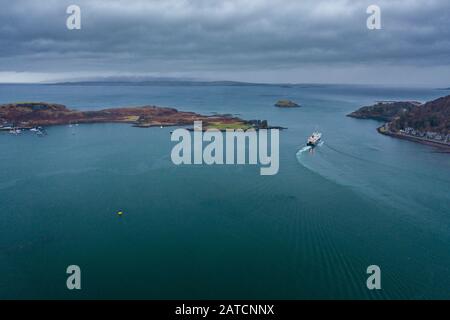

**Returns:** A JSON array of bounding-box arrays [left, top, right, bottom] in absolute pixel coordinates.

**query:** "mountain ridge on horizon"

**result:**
[[0, 76, 447, 89], [42, 76, 305, 87]]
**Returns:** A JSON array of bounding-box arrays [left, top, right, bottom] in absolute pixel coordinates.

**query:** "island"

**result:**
[[274, 100, 300, 108], [348, 96, 450, 150], [0, 102, 279, 132]]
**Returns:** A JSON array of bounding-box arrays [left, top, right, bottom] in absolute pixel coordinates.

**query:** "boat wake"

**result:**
[[295, 139, 450, 221], [297, 146, 312, 154], [296, 141, 324, 155]]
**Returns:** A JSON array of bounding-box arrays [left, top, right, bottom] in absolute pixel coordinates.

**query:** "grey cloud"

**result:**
[[0, 0, 449, 84]]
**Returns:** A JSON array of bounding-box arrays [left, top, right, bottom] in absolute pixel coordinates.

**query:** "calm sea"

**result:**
[[1, 84, 449, 299]]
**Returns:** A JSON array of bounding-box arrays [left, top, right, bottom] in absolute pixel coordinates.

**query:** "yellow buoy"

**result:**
[[117, 211, 123, 216]]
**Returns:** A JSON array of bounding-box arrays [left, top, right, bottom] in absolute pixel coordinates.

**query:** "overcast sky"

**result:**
[[0, 0, 449, 86]]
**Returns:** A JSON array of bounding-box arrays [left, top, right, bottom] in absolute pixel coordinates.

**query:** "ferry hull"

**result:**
[[306, 139, 321, 147]]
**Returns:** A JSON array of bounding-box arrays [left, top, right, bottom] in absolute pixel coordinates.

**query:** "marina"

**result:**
[[0, 125, 46, 136]]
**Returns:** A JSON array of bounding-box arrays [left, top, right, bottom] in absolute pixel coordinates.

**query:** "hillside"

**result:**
[[347, 101, 422, 122], [349, 95, 450, 149], [390, 95, 450, 134]]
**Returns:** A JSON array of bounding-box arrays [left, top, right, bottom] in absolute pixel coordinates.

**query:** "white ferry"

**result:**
[[306, 131, 322, 147]]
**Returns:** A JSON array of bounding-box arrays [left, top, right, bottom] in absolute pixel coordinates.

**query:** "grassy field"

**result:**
[[123, 115, 140, 122], [205, 121, 253, 130]]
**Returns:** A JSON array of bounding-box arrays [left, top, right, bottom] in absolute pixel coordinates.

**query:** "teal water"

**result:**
[[1, 84, 450, 299]]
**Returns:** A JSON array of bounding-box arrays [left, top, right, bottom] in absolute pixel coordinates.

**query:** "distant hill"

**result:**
[[47, 80, 273, 87], [44, 77, 329, 88]]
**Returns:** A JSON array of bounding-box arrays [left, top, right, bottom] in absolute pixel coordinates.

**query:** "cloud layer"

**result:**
[[1, 0, 449, 85]]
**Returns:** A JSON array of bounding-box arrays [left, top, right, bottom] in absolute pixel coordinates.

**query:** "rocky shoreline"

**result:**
[[0, 102, 277, 132], [377, 126, 450, 152]]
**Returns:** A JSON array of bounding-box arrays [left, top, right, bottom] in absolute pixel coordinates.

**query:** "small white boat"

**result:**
[[9, 129, 21, 135]]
